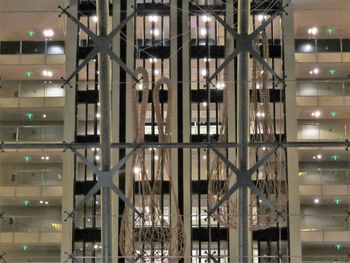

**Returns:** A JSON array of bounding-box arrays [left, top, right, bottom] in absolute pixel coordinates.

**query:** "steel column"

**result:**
[[237, 0, 250, 261], [96, 0, 112, 262]]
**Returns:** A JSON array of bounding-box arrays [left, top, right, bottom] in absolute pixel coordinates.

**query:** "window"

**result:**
[[0, 41, 20, 54], [47, 41, 65, 55], [295, 39, 316, 53], [317, 39, 341, 52], [22, 41, 45, 54]]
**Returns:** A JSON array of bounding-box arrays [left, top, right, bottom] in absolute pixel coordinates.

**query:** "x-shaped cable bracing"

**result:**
[[207, 145, 286, 221], [63, 141, 142, 220], [205, 8, 286, 88], [58, 5, 139, 88]]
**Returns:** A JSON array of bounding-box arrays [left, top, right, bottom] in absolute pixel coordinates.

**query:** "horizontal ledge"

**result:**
[[0, 140, 349, 149]]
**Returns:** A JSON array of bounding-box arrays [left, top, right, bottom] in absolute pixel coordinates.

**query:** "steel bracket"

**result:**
[[345, 209, 350, 221], [205, 251, 219, 263], [0, 141, 4, 153], [0, 211, 5, 222], [64, 252, 77, 263], [64, 210, 76, 222]]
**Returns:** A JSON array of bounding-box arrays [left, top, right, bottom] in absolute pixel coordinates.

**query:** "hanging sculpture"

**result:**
[[249, 30, 288, 230], [208, 40, 238, 228], [120, 67, 185, 262]]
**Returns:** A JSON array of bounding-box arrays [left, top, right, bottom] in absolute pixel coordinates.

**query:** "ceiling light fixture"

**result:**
[[257, 15, 268, 22], [307, 27, 318, 36], [43, 29, 54, 38], [216, 82, 225, 90], [150, 29, 160, 36], [202, 15, 211, 22], [149, 15, 159, 22], [311, 110, 321, 118], [149, 57, 157, 63], [314, 198, 320, 204], [42, 70, 53, 77], [200, 28, 207, 36], [309, 68, 319, 75]]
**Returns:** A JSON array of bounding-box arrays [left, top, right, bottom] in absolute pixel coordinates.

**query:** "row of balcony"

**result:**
[[1, 38, 349, 56], [0, 214, 349, 235], [0, 170, 62, 187], [0, 80, 349, 98], [1, 121, 349, 142], [1, 167, 350, 187]]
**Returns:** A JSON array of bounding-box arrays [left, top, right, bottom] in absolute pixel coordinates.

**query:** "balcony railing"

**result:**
[[0, 169, 62, 187], [296, 80, 350, 97], [301, 214, 350, 232], [299, 169, 350, 185], [0, 81, 65, 98], [0, 125, 63, 142], [0, 216, 61, 233]]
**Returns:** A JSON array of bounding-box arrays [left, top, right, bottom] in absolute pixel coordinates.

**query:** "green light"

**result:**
[[327, 28, 334, 34], [334, 199, 342, 205], [329, 69, 336, 75], [23, 200, 30, 206], [26, 71, 32, 78], [332, 155, 339, 161], [25, 113, 33, 119], [27, 31, 34, 37], [23, 156, 31, 162], [330, 111, 337, 118], [23, 245, 28, 251], [335, 244, 342, 250]]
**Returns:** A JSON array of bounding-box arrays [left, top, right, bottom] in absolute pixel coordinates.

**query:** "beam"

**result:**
[[96, 0, 112, 261], [0, 140, 349, 149], [237, 0, 250, 261]]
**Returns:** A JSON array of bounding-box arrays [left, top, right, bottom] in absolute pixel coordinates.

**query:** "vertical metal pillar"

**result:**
[[283, 0, 302, 262], [237, 0, 250, 262], [97, 0, 112, 262]]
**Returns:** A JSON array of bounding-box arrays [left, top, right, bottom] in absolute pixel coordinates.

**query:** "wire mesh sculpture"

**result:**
[[249, 31, 288, 230], [208, 41, 238, 228], [120, 67, 185, 262]]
